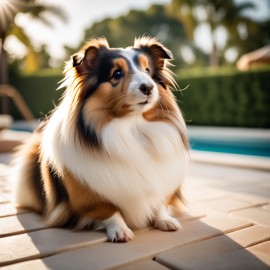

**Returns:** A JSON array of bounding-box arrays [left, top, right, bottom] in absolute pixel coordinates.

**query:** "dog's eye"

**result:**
[[112, 69, 123, 80], [145, 68, 150, 74]]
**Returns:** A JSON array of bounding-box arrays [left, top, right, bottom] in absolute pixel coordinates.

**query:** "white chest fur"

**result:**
[[43, 114, 187, 228]]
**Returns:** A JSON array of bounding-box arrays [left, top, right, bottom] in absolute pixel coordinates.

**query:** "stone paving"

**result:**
[[0, 153, 269, 269]]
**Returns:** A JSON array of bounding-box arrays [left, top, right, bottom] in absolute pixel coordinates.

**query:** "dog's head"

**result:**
[[60, 37, 187, 147]]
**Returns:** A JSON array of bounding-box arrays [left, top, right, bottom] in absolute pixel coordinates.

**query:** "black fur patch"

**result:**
[[78, 111, 101, 149], [153, 74, 167, 90], [33, 156, 46, 211], [48, 164, 69, 204], [96, 52, 118, 83]]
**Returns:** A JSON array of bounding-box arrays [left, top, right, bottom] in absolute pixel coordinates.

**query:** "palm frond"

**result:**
[[26, 3, 68, 26], [7, 24, 32, 48]]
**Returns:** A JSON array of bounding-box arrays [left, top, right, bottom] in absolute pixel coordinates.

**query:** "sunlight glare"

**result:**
[[0, 0, 25, 36], [4, 35, 27, 58], [0, 0, 9, 5]]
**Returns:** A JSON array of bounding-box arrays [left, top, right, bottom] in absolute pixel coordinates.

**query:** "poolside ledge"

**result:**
[[191, 150, 270, 171]]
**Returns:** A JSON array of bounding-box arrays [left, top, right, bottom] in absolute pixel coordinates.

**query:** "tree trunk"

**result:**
[[0, 40, 10, 114], [210, 41, 219, 67]]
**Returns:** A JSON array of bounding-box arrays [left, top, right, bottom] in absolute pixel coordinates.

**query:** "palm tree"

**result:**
[[0, 0, 66, 84], [202, 0, 256, 66], [166, 0, 197, 42], [167, 0, 256, 66], [0, 0, 66, 113]]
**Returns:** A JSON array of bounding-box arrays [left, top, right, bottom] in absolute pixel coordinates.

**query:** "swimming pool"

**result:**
[[10, 121, 39, 133], [190, 138, 270, 157], [188, 127, 270, 158]]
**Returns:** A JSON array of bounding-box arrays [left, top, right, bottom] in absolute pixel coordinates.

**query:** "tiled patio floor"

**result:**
[[0, 152, 270, 269]]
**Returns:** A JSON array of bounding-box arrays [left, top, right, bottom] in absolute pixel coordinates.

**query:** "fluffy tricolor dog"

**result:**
[[12, 37, 188, 242]]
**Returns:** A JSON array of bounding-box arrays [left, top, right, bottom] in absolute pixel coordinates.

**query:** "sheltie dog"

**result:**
[[12, 37, 188, 242]]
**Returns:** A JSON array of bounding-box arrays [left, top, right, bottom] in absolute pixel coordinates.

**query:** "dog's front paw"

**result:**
[[154, 216, 182, 231], [107, 224, 134, 242], [103, 212, 134, 242], [153, 205, 182, 232]]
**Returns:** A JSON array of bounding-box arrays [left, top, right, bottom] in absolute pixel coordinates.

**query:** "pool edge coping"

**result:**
[[190, 150, 270, 171]]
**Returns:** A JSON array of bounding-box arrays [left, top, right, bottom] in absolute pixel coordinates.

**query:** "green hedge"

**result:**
[[175, 67, 270, 128], [8, 67, 270, 128], [9, 71, 63, 120]]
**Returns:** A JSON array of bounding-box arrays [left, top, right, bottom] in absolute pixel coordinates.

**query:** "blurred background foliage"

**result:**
[[1, 0, 270, 127], [1, 0, 67, 77], [3, 0, 270, 73], [64, 0, 270, 70]]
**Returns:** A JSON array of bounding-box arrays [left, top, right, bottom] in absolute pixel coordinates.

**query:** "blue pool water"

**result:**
[[10, 121, 38, 133], [190, 138, 270, 157]]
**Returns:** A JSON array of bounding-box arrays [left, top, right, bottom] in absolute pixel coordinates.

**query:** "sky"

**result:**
[[4, 0, 270, 61]]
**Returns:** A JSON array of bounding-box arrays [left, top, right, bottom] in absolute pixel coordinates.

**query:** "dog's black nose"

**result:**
[[139, 83, 153, 96]]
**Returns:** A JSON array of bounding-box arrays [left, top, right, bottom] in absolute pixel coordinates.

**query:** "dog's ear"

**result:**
[[72, 37, 109, 73], [72, 51, 85, 67], [134, 37, 176, 90], [134, 37, 172, 69]]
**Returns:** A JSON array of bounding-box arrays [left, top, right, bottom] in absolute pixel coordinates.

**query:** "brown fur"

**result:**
[[62, 169, 118, 221]]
